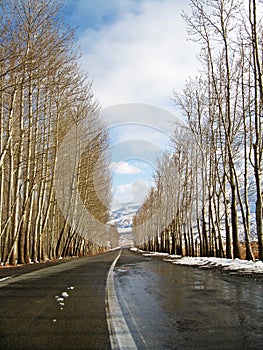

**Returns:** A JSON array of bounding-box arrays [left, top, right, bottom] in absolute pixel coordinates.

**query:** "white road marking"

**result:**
[[114, 278, 148, 349], [105, 250, 138, 350]]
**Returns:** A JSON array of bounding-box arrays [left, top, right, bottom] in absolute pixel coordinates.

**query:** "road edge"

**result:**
[[105, 249, 137, 350]]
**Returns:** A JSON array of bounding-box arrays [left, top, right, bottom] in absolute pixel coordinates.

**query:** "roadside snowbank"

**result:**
[[130, 247, 263, 275], [166, 256, 263, 275], [165, 256, 263, 274]]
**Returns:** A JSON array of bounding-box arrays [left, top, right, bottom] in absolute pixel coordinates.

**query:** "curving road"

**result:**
[[0, 248, 263, 350]]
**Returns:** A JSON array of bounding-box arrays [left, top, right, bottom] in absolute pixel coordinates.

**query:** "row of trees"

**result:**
[[0, 0, 118, 265], [134, 0, 263, 261]]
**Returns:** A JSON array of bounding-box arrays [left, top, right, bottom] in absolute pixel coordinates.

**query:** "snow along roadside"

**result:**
[[105, 249, 137, 350], [130, 247, 263, 276], [165, 256, 263, 275]]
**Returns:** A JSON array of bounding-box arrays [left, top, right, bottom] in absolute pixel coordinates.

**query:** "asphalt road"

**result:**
[[114, 248, 263, 350], [1, 248, 263, 350], [0, 250, 120, 350]]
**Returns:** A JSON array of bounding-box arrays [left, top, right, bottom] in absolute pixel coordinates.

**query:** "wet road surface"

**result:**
[[115, 248, 263, 350], [0, 248, 263, 350], [0, 250, 120, 350]]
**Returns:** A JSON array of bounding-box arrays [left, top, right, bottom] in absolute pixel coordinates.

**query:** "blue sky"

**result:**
[[63, 0, 200, 208]]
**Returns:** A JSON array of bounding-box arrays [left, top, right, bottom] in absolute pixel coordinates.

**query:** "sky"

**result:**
[[63, 0, 201, 208]]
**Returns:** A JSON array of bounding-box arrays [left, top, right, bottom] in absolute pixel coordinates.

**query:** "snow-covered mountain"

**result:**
[[109, 202, 141, 233]]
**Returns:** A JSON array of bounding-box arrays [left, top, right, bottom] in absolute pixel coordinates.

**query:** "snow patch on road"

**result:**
[[130, 247, 144, 253], [56, 297, 64, 302], [53, 286, 75, 320], [143, 252, 170, 257]]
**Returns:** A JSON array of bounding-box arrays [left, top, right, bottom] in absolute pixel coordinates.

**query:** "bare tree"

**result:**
[[248, 0, 263, 260], [0, 0, 114, 265]]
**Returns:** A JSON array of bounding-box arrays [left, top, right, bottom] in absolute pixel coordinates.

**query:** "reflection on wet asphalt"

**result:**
[[115, 248, 263, 350]]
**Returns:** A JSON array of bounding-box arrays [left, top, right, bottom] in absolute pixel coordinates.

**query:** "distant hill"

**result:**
[[109, 202, 141, 233]]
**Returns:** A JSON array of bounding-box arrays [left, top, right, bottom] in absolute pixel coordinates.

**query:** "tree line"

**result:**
[[133, 0, 263, 261], [0, 0, 118, 266]]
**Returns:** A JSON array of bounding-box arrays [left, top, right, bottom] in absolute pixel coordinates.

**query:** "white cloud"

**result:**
[[110, 161, 143, 174], [77, 0, 200, 109], [113, 179, 151, 204], [111, 124, 169, 147], [102, 103, 180, 167], [64, 0, 199, 208]]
